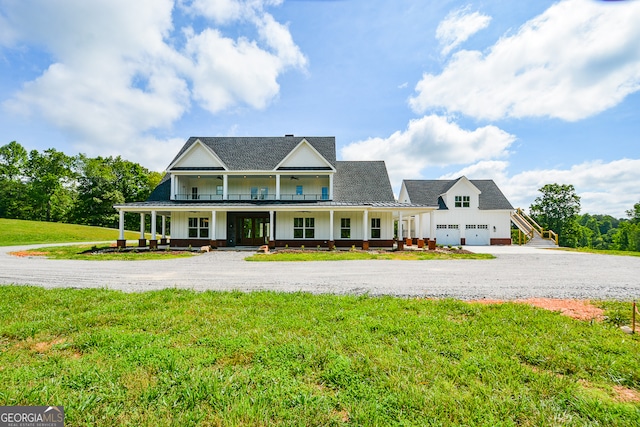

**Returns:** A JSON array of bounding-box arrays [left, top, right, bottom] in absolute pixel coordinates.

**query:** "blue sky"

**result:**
[[1, 0, 639, 217]]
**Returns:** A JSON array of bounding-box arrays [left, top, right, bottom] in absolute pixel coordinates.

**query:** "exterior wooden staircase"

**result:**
[[511, 208, 559, 247]]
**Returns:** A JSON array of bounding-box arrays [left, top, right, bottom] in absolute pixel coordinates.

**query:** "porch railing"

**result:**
[[174, 193, 330, 201]]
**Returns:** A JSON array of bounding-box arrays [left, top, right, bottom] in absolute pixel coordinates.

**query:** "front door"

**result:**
[[238, 214, 270, 246]]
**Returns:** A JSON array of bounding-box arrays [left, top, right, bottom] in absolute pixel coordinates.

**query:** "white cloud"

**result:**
[[184, 0, 284, 24], [411, 0, 640, 121], [436, 6, 491, 56], [443, 158, 640, 217], [341, 114, 516, 191], [0, 0, 304, 169]]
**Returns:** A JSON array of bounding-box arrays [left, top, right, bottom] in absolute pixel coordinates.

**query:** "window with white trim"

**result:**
[[188, 217, 209, 238], [455, 195, 470, 207], [371, 218, 381, 238], [340, 218, 351, 239], [293, 217, 315, 238], [191, 187, 198, 200]]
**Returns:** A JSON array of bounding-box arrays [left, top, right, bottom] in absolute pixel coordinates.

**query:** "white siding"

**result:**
[[279, 141, 331, 168], [419, 210, 512, 244], [173, 143, 224, 168], [170, 211, 226, 239]]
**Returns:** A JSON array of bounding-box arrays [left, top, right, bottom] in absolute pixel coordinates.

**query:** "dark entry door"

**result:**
[[238, 214, 269, 246]]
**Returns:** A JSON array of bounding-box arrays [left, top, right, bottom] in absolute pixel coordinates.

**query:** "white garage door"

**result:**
[[465, 224, 490, 245], [436, 225, 460, 246]]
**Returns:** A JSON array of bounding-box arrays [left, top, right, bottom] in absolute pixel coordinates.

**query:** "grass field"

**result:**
[[0, 287, 638, 426], [0, 218, 141, 246], [11, 244, 197, 260]]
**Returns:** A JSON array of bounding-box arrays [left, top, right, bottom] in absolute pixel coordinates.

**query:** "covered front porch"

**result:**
[[114, 203, 437, 250]]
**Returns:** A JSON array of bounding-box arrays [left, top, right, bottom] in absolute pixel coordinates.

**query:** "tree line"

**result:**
[[528, 183, 640, 252], [0, 141, 163, 231]]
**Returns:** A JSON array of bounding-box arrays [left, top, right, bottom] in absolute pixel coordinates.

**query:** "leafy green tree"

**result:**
[[72, 155, 125, 227], [25, 148, 76, 222], [0, 141, 30, 219], [0, 141, 28, 180], [529, 183, 581, 247], [72, 155, 160, 229], [626, 202, 640, 224]]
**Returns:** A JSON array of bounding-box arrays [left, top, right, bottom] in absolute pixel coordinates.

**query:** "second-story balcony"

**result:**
[[171, 173, 333, 202]]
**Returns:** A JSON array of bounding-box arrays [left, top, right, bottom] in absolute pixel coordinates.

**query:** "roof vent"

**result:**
[[285, 134, 294, 137]]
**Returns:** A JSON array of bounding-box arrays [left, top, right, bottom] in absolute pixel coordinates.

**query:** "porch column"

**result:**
[[406, 216, 412, 246], [210, 210, 217, 247], [362, 210, 369, 250], [223, 175, 228, 200], [139, 213, 147, 247], [161, 215, 167, 244], [398, 211, 404, 250], [329, 174, 334, 200], [275, 175, 281, 200], [428, 211, 436, 250], [328, 210, 334, 249], [170, 175, 175, 200], [269, 210, 275, 248], [149, 211, 158, 249], [416, 214, 424, 248], [117, 210, 126, 248]]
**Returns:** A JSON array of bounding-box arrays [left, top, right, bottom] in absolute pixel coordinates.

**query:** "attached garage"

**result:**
[[436, 224, 460, 246], [465, 224, 490, 246]]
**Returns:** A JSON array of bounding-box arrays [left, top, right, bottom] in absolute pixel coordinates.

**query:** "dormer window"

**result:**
[[455, 195, 470, 208]]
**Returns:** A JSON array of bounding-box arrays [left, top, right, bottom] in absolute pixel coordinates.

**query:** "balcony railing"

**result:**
[[174, 193, 330, 201]]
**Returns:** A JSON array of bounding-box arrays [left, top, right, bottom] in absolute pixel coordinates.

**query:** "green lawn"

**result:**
[[12, 244, 197, 261], [246, 250, 495, 261], [554, 247, 640, 257], [0, 218, 141, 246], [0, 287, 638, 426]]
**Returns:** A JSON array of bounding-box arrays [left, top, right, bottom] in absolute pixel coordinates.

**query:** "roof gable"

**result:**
[[275, 139, 334, 170], [402, 177, 513, 210], [446, 176, 481, 196], [168, 139, 227, 170], [166, 136, 336, 171]]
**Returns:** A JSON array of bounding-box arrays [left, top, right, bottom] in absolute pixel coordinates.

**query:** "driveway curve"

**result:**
[[1, 244, 639, 300]]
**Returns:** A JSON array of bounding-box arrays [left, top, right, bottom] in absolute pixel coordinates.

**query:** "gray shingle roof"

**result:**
[[167, 136, 336, 171], [333, 161, 395, 202], [147, 161, 397, 203], [403, 179, 513, 210]]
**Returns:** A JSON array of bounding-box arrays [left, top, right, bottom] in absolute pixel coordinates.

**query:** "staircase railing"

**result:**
[[511, 208, 559, 246]]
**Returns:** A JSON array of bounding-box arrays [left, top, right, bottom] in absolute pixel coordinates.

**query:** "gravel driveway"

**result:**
[[1, 244, 639, 300]]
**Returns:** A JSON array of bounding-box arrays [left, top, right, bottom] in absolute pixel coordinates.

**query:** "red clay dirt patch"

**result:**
[[613, 385, 640, 403], [9, 251, 48, 257], [469, 298, 605, 321]]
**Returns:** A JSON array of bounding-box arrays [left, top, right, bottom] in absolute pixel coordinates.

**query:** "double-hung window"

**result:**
[[371, 218, 381, 238], [293, 217, 314, 238], [455, 196, 470, 208], [188, 217, 209, 238], [340, 218, 351, 239]]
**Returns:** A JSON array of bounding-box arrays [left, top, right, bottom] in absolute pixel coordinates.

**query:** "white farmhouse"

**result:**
[[114, 136, 434, 249]]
